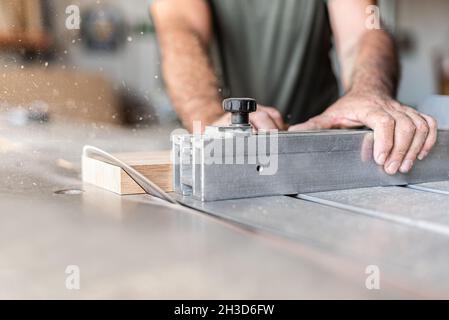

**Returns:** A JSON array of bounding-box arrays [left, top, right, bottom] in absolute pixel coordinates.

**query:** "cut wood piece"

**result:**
[[82, 151, 172, 195]]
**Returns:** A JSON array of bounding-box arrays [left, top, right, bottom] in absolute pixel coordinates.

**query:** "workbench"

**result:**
[[2, 118, 449, 299]]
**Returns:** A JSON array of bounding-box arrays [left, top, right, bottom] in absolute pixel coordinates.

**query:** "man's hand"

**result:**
[[212, 105, 286, 130], [288, 92, 438, 175], [321, 1, 439, 175]]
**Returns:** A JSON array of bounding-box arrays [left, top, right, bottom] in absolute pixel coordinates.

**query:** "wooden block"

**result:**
[[82, 151, 172, 195]]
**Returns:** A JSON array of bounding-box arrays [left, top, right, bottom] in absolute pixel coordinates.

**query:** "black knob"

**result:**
[[222, 98, 257, 126]]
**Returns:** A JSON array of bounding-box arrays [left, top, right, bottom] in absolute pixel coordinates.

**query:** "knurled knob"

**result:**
[[222, 98, 257, 126]]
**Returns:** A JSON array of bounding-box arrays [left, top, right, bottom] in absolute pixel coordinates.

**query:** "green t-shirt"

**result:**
[[209, 0, 339, 124]]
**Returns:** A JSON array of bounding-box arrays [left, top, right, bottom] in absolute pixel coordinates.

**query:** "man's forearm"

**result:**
[[158, 27, 223, 131], [299, 1, 437, 176], [344, 30, 400, 98]]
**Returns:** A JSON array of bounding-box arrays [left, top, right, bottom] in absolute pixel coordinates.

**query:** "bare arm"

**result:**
[[290, 0, 437, 175], [151, 0, 285, 132], [330, 0, 399, 97], [151, 0, 222, 132]]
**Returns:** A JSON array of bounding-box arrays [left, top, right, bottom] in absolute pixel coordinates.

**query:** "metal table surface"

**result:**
[[1, 119, 449, 299]]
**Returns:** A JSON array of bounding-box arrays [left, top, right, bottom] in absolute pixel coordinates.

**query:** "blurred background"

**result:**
[[0, 0, 448, 130], [0, 0, 172, 130]]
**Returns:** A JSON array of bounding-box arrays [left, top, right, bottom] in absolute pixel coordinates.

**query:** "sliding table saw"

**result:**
[[3, 96, 449, 298]]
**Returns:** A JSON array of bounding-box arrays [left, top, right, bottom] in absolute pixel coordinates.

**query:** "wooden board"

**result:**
[[0, 0, 50, 50], [82, 151, 172, 195], [0, 68, 123, 125]]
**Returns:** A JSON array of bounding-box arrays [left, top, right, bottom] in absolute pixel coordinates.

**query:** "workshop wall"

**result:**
[[396, 0, 449, 106]]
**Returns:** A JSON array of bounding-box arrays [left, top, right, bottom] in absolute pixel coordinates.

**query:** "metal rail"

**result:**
[[173, 130, 449, 201]]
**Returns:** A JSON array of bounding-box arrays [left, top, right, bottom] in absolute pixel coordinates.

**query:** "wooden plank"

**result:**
[[82, 151, 172, 195], [0, 68, 122, 125]]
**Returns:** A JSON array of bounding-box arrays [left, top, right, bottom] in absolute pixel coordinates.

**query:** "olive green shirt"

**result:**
[[209, 0, 339, 124]]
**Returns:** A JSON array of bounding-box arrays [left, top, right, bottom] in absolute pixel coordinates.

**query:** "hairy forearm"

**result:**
[[343, 30, 400, 98], [158, 27, 223, 131]]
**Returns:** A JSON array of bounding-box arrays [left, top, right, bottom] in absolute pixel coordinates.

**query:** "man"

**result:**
[[151, 0, 437, 175]]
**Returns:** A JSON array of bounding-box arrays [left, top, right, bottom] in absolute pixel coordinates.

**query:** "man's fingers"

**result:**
[[249, 111, 279, 130], [288, 115, 334, 131], [418, 114, 438, 160], [399, 110, 429, 173], [287, 120, 318, 131], [384, 111, 416, 175], [258, 105, 286, 130], [360, 110, 394, 166]]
